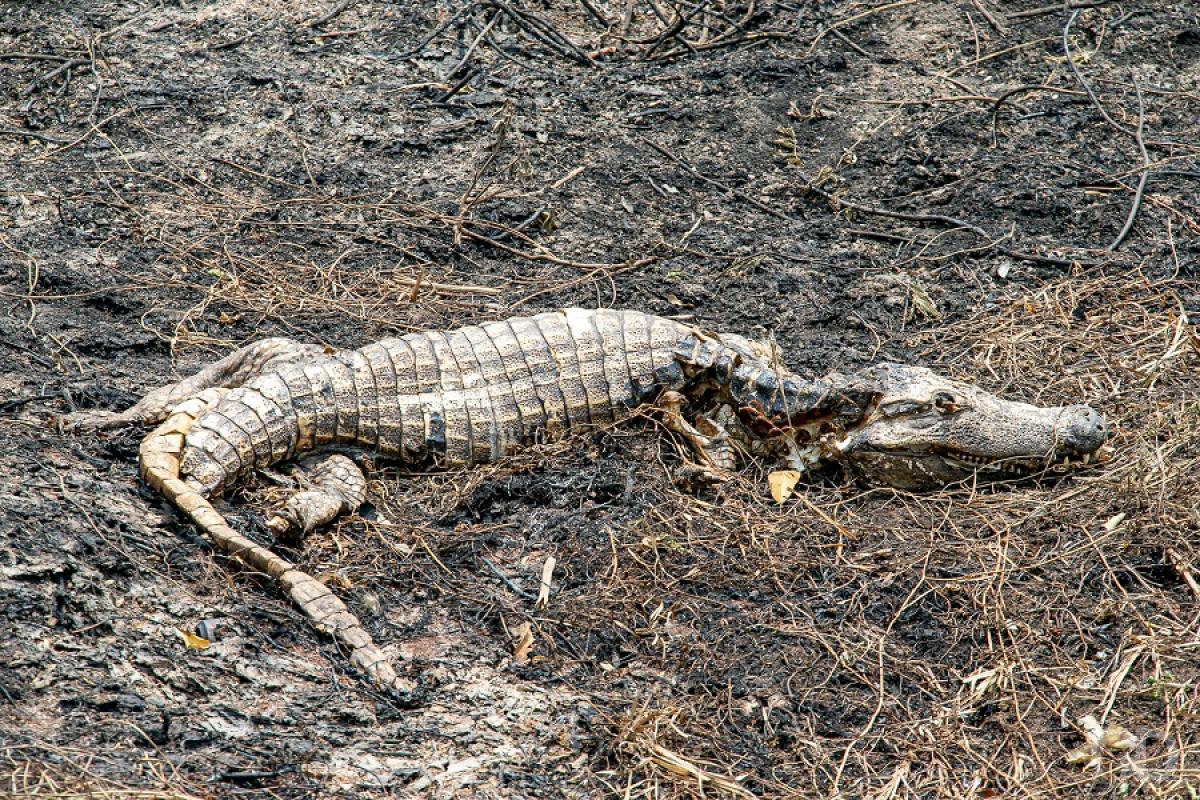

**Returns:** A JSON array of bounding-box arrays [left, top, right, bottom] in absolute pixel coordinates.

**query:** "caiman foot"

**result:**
[[57, 407, 142, 432], [266, 452, 369, 537], [657, 390, 738, 477]]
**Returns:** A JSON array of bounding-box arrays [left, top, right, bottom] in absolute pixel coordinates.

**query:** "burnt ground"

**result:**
[[2, 1, 1200, 797]]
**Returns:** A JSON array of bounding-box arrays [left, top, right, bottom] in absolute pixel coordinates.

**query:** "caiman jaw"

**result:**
[[928, 443, 1111, 475], [817, 364, 1111, 489]]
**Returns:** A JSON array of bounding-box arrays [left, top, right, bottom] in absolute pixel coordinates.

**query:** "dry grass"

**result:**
[[1, 745, 209, 800], [283, 270, 1200, 799], [48, 145, 1200, 798]]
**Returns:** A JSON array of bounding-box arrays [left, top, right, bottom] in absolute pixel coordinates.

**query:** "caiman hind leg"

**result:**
[[265, 452, 369, 536], [140, 390, 413, 700], [64, 337, 326, 430]]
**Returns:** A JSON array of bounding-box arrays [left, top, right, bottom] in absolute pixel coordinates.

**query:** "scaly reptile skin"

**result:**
[[66, 308, 1107, 698], [184, 309, 699, 491]]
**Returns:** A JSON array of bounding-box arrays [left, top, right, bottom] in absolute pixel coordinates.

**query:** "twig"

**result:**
[[637, 135, 793, 221], [487, 0, 596, 66], [481, 29, 562, 78], [643, 0, 708, 58], [210, 25, 271, 51], [445, 12, 499, 78], [390, 274, 500, 296], [1063, 10, 1134, 139], [0, 126, 72, 144], [947, 36, 1053, 75], [31, 107, 142, 161], [798, 175, 1096, 267], [647, 29, 790, 61], [969, 0, 1007, 33], [578, 0, 612, 27], [0, 52, 77, 62], [305, 0, 358, 29], [20, 58, 89, 96], [1063, 11, 1184, 152], [434, 69, 479, 104], [1064, 11, 1155, 249], [398, 3, 477, 59], [989, 83, 1082, 143], [1108, 78, 1150, 251], [460, 223, 657, 271], [829, 28, 871, 58], [1167, 548, 1200, 603], [481, 557, 538, 601], [1008, 0, 1114, 21], [807, 0, 920, 57]]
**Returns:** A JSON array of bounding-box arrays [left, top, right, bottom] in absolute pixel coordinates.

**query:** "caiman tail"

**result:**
[[137, 387, 411, 698]]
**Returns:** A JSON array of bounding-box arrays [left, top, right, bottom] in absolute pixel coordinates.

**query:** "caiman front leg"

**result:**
[[657, 390, 737, 478]]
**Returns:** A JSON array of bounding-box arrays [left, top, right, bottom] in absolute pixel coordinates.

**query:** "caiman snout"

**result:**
[[1058, 405, 1109, 453]]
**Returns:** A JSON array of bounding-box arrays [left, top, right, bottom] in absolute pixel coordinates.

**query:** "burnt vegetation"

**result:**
[[2, 1, 1199, 797]]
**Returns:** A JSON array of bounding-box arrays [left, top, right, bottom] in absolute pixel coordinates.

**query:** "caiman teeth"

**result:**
[[946, 450, 1100, 473]]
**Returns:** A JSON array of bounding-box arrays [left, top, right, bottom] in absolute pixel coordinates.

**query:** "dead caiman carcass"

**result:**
[[65, 308, 1109, 696]]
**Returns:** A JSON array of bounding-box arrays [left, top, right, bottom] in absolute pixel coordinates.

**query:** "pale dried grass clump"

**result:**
[[1, 745, 206, 800]]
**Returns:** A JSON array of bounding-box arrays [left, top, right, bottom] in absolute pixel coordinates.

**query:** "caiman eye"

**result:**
[[879, 400, 924, 417], [933, 392, 959, 412]]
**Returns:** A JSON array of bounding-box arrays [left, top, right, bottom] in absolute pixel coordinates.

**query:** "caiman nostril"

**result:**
[[1061, 405, 1108, 451]]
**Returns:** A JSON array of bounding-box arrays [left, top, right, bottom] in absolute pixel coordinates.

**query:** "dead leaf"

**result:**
[[512, 622, 534, 664], [178, 629, 210, 650], [1066, 714, 1139, 768], [768, 470, 801, 503], [909, 284, 942, 320]]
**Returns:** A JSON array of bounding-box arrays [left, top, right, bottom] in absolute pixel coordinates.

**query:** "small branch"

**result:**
[[947, 35, 1053, 75], [637, 135, 794, 221], [0, 52, 78, 62], [0, 126, 72, 144], [398, 3, 476, 59], [1063, 10, 1135, 139], [807, 0, 920, 57], [829, 28, 872, 58], [798, 176, 1096, 267], [1167, 548, 1200, 603], [486, 0, 596, 66], [445, 12, 499, 78], [31, 107, 140, 161], [305, 0, 358, 29], [1064, 11, 1155, 250], [1008, 0, 1114, 21], [1108, 78, 1150, 251], [481, 557, 538, 601], [969, 0, 1007, 34], [21, 58, 89, 96], [578, 0, 612, 27], [989, 83, 1084, 143], [434, 69, 479, 104]]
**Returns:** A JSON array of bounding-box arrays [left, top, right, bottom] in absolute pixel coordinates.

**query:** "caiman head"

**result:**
[[828, 364, 1109, 490]]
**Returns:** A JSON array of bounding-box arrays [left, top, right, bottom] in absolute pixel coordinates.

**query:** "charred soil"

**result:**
[[2, 1, 1200, 798]]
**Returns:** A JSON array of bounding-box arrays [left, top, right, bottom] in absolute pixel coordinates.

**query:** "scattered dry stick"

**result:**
[[638, 135, 794, 221], [806, 0, 921, 57], [305, 0, 358, 29], [1108, 77, 1151, 251]]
